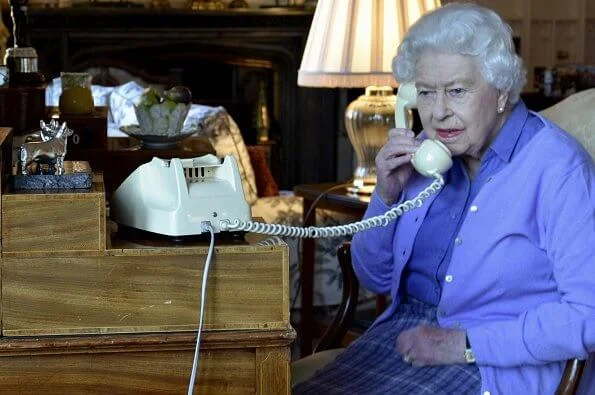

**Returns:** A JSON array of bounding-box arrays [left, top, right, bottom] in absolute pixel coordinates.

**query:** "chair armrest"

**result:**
[[314, 242, 359, 353], [556, 358, 586, 395]]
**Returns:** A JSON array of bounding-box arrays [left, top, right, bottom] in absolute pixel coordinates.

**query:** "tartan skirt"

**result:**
[[293, 298, 481, 395]]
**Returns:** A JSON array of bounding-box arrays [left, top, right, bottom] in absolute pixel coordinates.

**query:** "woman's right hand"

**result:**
[[375, 128, 421, 205]]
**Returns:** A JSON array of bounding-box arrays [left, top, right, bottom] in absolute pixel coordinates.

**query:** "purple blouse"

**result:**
[[351, 102, 595, 394], [405, 103, 544, 306]]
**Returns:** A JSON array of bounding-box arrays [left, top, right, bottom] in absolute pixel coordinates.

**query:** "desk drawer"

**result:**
[[0, 331, 293, 394]]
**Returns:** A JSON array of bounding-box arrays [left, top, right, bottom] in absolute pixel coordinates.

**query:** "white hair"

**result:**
[[392, 3, 526, 105]]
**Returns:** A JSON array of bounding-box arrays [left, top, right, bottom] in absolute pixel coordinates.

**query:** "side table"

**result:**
[[293, 182, 370, 356]]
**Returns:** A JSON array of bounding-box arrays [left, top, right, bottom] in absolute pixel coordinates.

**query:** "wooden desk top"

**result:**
[[108, 222, 282, 253]]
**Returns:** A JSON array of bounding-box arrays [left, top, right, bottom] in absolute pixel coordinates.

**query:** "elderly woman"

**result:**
[[293, 3, 594, 395]]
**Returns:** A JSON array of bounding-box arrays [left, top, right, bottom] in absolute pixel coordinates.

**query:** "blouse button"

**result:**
[[470, 205, 478, 213], [455, 237, 463, 246], [445, 275, 453, 283]]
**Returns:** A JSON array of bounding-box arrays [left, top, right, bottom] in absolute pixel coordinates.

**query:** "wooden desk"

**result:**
[[293, 182, 370, 356], [0, 129, 293, 393], [0, 216, 294, 393]]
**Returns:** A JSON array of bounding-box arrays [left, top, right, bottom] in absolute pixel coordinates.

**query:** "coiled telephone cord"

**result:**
[[222, 175, 445, 238]]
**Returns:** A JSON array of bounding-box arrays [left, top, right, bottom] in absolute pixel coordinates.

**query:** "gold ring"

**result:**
[[402, 353, 413, 364]]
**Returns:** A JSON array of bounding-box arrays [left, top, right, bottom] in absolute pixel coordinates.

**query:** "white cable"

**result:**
[[187, 222, 216, 395], [222, 175, 445, 238]]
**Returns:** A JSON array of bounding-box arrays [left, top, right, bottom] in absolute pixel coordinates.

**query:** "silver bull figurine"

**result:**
[[23, 119, 64, 143], [18, 120, 73, 175]]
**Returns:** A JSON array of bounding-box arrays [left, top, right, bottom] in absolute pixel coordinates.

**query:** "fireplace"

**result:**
[[14, 7, 341, 188]]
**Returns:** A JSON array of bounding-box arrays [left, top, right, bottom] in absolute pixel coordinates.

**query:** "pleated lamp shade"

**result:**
[[298, 0, 441, 88]]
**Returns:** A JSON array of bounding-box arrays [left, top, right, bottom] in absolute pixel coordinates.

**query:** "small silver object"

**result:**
[[23, 119, 62, 143], [4, 47, 39, 74], [18, 120, 73, 175], [402, 353, 413, 364]]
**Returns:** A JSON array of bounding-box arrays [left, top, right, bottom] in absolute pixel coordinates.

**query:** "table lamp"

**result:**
[[298, 0, 441, 194]]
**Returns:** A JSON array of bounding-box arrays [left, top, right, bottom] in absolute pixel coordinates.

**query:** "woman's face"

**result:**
[[414, 50, 509, 160]]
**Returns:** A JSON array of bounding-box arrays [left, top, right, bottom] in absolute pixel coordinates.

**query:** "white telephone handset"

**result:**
[[394, 82, 418, 129], [395, 83, 453, 178]]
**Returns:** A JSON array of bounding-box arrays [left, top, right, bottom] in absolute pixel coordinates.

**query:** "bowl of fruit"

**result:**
[[120, 85, 195, 149]]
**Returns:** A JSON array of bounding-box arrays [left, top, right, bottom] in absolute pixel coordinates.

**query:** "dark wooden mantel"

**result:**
[[27, 7, 313, 29], [10, 7, 340, 188]]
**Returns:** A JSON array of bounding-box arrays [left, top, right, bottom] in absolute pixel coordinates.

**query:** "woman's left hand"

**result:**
[[396, 324, 467, 367]]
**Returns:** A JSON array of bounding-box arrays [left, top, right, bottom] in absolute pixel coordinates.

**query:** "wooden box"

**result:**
[[1, 175, 106, 256]]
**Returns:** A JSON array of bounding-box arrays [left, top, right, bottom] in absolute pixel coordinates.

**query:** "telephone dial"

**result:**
[[111, 83, 453, 238]]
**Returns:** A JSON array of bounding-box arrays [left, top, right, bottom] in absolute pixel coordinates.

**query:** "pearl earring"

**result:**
[[498, 107, 504, 113]]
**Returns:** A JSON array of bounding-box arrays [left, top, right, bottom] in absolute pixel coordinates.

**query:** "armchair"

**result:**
[[540, 88, 595, 158], [293, 89, 595, 393]]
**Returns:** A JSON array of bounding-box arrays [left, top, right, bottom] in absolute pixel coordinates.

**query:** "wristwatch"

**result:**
[[464, 334, 476, 364]]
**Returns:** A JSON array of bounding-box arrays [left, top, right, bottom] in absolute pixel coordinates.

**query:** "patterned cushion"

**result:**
[[251, 194, 364, 307], [195, 107, 259, 205]]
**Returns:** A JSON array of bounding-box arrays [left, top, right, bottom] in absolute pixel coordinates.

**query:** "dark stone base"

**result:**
[[12, 161, 93, 190]]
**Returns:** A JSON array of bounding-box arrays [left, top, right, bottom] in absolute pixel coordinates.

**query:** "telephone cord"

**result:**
[[223, 175, 445, 238], [188, 222, 215, 395]]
